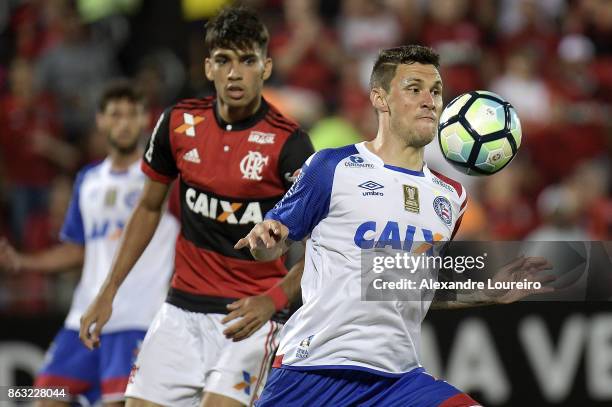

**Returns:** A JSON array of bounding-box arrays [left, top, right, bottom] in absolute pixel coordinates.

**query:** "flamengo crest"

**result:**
[[240, 151, 269, 181]]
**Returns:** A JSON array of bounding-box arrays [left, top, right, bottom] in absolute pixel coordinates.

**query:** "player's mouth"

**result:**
[[417, 115, 436, 122], [226, 84, 245, 100]]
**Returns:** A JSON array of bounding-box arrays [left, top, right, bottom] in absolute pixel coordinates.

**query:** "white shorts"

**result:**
[[125, 303, 281, 406]]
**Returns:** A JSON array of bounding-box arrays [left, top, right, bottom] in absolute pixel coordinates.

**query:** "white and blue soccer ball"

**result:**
[[438, 91, 522, 176]]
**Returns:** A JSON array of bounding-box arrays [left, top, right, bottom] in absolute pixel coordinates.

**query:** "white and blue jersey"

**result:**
[[266, 142, 467, 375], [60, 158, 179, 333]]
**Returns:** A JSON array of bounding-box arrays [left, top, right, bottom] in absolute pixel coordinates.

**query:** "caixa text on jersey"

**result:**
[[185, 188, 263, 224]]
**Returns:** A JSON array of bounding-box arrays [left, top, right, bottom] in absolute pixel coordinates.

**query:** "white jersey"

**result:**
[[60, 158, 179, 333], [267, 142, 467, 375]]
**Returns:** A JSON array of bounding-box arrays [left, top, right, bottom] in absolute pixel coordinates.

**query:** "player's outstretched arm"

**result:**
[[222, 256, 305, 341], [0, 238, 84, 273], [79, 178, 170, 350], [431, 256, 554, 309], [234, 219, 292, 262]]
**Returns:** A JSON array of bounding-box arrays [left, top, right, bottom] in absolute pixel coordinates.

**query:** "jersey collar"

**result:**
[[355, 142, 428, 177], [212, 97, 269, 131]]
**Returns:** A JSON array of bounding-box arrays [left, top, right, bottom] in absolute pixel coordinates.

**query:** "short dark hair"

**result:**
[[204, 7, 269, 56], [370, 45, 440, 92], [98, 81, 144, 112]]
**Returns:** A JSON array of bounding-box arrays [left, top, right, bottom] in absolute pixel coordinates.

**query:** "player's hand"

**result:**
[[79, 294, 113, 350], [485, 255, 555, 304], [235, 220, 289, 252], [222, 295, 276, 342], [0, 238, 22, 273]]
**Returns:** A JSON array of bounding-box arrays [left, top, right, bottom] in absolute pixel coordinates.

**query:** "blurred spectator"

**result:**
[[337, 0, 402, 92], [498, 0, 562, 59], [384, 0, 424, 42], [526, 182, 592, 241], [480, 164, 538, 240], [269, 0, 341, 105], [35, 4, 116, 142], [11, 176, 73, 314], [567, 161, 612, 239], [524, 34, 609, 183], [9, 0, 68, 60], [22, 175, 72, 253], [581, 0, 612, 55], [0, 57, 78, 247], [337, 59, 372, 136], [491, 47, 553, 126], [263, 86, 325, 128], [134, 51, 186, 130], [420, 0, 483, 100]]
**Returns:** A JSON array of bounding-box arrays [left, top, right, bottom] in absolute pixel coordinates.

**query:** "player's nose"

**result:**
[[420, 91, 435, 109], [227, 62, 243, 80]]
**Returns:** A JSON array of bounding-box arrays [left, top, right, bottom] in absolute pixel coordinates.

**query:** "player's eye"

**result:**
[[432, 89, 442, 96], [408, 88, 420, 94], [244, 57, 256, 65], [215, 58, 227, 65]]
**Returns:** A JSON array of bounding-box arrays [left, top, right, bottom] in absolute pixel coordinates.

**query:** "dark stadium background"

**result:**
[[0, 0, 610, 406]]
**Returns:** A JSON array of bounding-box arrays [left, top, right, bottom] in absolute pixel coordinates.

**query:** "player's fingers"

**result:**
[[269, 221, 288, 241], [268, 220, 281, 236], [223, 315, 253, 337], [234, 237, 249, 250], [532, 273, 556, 284], [83, 328, 97, 350], [221, 308, 243, 324], [523, 257, 551, 269], [232, 319, 263, 342], [260, 229, 276, 248], [79, 317, 94, 348], [510, 255, 528, 269], [252, 223, 275, 248], [90, 323, 103, 349], [246, 232, 262, 251], [226, 298, 244, 311], [278, 223, 289, 240], [500, 256, 524, 273]]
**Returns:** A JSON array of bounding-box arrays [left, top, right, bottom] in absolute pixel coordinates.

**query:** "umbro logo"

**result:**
[[183, 148, 200, 163], [358, 181, 384, 196], [359, 181, 384, 191]]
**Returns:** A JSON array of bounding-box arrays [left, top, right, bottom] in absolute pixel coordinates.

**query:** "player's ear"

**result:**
[[262, 56, 272, 81], [204, 58, 213, 81], [370, 87, 389, 114]]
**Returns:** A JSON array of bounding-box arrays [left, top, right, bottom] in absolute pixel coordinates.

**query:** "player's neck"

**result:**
[[216, 96, 261, 124], [367, 128, 424, 172], [109, 148, 142, 172]]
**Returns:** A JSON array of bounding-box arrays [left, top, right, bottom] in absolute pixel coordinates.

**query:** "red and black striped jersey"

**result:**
[[141, 97, 314, 312]]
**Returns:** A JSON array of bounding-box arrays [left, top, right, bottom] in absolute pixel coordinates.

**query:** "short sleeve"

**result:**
[[142, 108, 178, 183], [451, 195, 468, 240], [59, 167, 90, 245], [266, 145, 357, 241], [278, 128, 315, 190]]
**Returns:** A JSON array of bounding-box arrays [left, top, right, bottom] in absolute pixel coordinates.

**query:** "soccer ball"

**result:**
[[438, 91, 522, 175]]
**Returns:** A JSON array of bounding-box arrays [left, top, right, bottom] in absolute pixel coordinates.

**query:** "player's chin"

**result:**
[[114, 140, 139, 154], [223, 93, 253, 107], [412, 129, 436, 147]]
